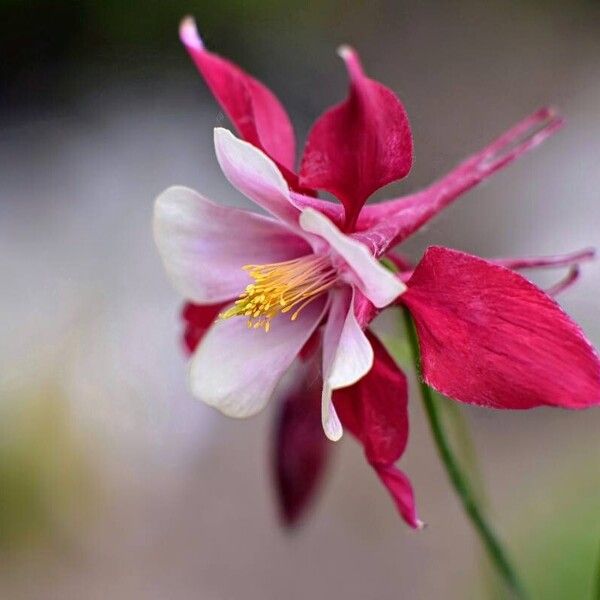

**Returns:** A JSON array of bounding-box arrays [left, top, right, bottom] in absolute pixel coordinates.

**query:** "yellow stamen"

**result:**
[[220, 254, 336, 331]]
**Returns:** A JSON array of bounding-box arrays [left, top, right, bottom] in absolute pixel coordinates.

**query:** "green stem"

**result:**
[[594, 538, 600, 600], [401, 307, 528, 599], [441, 399, 487, 509]]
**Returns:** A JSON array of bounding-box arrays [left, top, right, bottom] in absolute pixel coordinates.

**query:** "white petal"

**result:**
[[214, 128, 300, 227], [320, 290, 347, 441], [328, 293, 374, 390], [154, 186, 309, 303], [320, 287, 374, 441], [299, 208, 405, 307], [190, 297, 327, 417], [321, 382, 343, 442]]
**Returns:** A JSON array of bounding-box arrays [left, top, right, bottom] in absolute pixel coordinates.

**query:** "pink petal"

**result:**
[[354, 108, 563, 256], [190, 296, 328, 417], [334, 331, 421, 528], [402, 247, 600, 410], [182, 302, 227, 353], [214, 128, 303, 228], [272, 361, 330, 527], [321, 288, 374, 441], [180, 17, 296, 171], [375, 465, 422, 530], [299, 208, 405, 308], [154, 185, 309, 303], [298, 46, 412, 230]]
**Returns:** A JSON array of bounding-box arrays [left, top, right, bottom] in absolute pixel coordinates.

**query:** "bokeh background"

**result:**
[[1, 1, 599, 598]]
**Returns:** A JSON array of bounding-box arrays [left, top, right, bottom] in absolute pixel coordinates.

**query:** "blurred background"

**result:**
[[1, 0, 599, 598]]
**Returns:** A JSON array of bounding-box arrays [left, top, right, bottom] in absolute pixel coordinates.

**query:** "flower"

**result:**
[[154, 127, 405, 442], [157, 17, 600, 529]]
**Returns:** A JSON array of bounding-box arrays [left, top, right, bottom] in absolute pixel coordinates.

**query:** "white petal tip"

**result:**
[[179, 16, 204, 50], [373, 278, 406, 308], [214, 127, 249, 157], [325, 426, 343, 442], [415, 519, 426, 531], [154, 184, 191, 207], [322, 390, 344, 442], [213, 126, 233, 142], [189, 370, 267, 419], [336, 44, 353, 59]]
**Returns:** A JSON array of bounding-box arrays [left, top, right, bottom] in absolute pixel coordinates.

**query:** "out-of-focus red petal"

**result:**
[[299, 46, 412, 230], [272, 364, 330, 527], [402, 247, 600, 410], [181, 302, 225, 354], [334, 332, 420, 527], [354, 108, 563, 256], [180, 17, 296, 173]]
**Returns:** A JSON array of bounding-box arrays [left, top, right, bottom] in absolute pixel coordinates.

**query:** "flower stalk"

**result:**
[[401, 307, 528, 599]]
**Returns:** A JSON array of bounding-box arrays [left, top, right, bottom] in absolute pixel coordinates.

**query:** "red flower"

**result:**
[[175, 17, 599, 528]]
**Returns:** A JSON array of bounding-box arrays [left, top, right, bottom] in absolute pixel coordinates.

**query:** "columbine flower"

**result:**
[[156, 17, 600, 529], [154, 127, 404, 441]]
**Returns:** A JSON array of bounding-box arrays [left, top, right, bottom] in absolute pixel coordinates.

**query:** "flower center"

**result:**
[[220, 254, 337, 332]]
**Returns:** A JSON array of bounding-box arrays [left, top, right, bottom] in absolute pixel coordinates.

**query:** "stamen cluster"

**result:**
[[220, 254, 337, 331]]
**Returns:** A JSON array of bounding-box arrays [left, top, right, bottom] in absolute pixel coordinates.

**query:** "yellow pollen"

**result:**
[[219, 254, 336, 331]]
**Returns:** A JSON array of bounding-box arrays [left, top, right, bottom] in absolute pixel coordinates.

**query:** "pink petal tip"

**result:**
[[179, 16, 204, 50], [336, 44, 363, 78]]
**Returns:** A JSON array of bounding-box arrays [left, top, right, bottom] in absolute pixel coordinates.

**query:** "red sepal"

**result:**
[[403, 247, 600, 409], [299, 47, 412, 230], [334, 332, 421, 528]]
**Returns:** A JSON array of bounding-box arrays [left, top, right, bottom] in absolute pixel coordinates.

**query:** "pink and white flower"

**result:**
[[156, 17, 600, 529], [154, 127, 404, 441]]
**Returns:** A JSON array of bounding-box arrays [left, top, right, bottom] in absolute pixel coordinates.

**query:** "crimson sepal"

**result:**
[[180, 17, 296, 174], [334, 332, 421, 528], [402, 247, 600, 409], [299, 47, 412, 230]]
